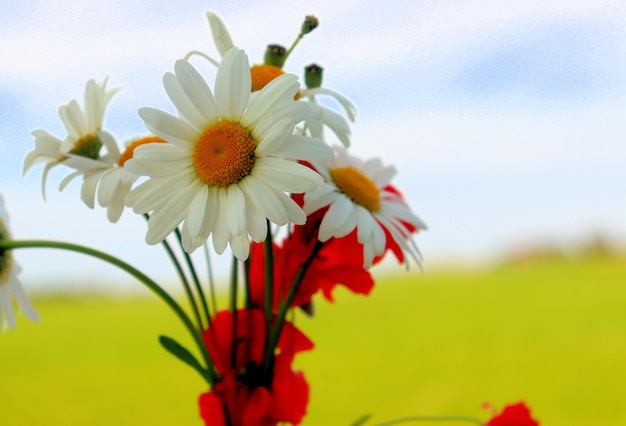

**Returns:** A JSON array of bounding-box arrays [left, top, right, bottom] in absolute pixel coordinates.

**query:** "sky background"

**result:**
[[1, 0, 626, 291]]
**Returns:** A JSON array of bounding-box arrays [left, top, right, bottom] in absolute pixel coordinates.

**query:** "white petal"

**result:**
[[252, 157, 324, 193], [226, 185, 246, 236], [318, 195, 356, 241], [125, 157, 191, 178], [252, 102, 311, 140], [274, 134, 334, 163], [163, 72, 206, 131], [174, 59, 219, 120], [10, 278, 40, 323], [211, 189, 230, 254], [356, 206, 377, 244], [215, 48, 250, 119], [274, 190, 306, 225], [206, 11, 235, 57], [254, 117, 295, 157], [96, 168, 122, 206], [244, 203, 268, 242], [229, 233, 250, 261], [145, 188, 195, 244], [239, 176, 288, 225], [241, 74, 300, 128], [186, 185, 209, 237], [80, 173, 101, 208], [138, 107, 197, 149], [303, 186, 337, 215]]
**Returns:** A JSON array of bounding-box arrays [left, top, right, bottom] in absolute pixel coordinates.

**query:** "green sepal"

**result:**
[[159, 335, 213, 383]]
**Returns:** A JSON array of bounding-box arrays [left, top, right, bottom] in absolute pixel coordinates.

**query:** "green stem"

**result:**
[[159, 236, 205, 332], [243, 258, 252, 309], [143, 214, 203, 331], [262, 240, 323, 371], [370, 416, 484, 426], [229, 255, 239, 368], [174, 228, 211, 327], [263, 222, 274, 340], [203, 243, 219, 316], [229, 255, 239, 315], [0, 239, 218, 385], [284, 32, 305, 64]]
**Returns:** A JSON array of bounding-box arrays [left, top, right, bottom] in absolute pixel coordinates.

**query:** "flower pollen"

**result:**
[[250, 64, 285, 92], [68, 134, 103, 159], [331, 166, 380, 212], [119, 136, 166, 166], [193, 121, 256, 187]]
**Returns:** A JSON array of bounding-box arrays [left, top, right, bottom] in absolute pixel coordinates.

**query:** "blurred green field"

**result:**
[[2, 254, 626, 425]]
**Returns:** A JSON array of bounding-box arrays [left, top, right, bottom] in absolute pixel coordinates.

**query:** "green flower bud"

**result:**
[[304, 63, 324, 89], [264, 44, 287, 68], [301, 15, 319, 35]]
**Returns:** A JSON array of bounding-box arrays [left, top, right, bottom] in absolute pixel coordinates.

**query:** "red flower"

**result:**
[[199, 309, 313, 426], [485, 402, 539, 426], [249, 204, 375, 310]]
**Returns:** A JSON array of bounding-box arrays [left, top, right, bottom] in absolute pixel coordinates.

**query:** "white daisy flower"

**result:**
[[60, 136, 166, 223], [23, 78, 120, 202], [125, 48, 333, 260], [304, 146, 427, 268], [0, 195, 39, 330], [193, 12, 355, 147]]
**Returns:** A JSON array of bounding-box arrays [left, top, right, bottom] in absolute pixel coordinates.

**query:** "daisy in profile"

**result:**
[[23, 78, 120, 201], [61, 136, 166, 223], [191, 12, 355, 147], [0, 195, 39, 330], [304, 146, 427, 268], [125, 48, 332, 260]]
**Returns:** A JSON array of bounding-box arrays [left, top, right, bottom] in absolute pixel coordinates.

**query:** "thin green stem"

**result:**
[[229, 255, 239, 315], [143, 214, 203, 331], [263, 221, 274, 338], [174, 228, 211, 327], [243, 258, 252, 309], [159, 237, 204, 332], [284, 32, 305, 63], [262, 240, 323, 371], [203, 243, 219, 316], [229, 255, 239, 368], [0, 239, 218, 385], [370, 416, 484, 426]]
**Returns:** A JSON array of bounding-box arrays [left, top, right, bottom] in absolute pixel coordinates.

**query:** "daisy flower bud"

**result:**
[[264, 44, 287, 68], [304, 63, 323, 89], [301, 15, 319, 35]]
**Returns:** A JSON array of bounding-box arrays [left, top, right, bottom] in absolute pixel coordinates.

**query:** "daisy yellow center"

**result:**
[[69, 134, 102, 159], [193, 121, 256, 187], [250, 65, 285, 92], [0, 220, 13, 283], [119, 136, 166, 166], [330, 166, 381, 212]]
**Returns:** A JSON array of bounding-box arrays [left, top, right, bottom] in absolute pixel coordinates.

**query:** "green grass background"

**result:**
[[2, 254, 626, 425]]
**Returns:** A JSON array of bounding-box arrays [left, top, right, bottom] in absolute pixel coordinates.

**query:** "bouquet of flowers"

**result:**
[[1, 11, 539, 426]]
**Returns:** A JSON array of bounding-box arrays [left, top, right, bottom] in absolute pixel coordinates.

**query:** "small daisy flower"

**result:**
[[304, 146, 427, 268], [23, 78, 120, 200], [61, 136, 166, 223], [0, 195, 39, 330], [125, 48, 332, 260]]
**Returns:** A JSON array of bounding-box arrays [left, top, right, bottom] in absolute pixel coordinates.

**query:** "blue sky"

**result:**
[[1, 0, 626, 290]]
